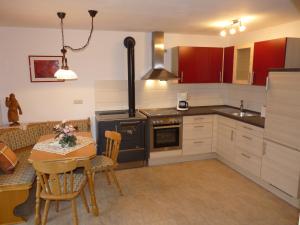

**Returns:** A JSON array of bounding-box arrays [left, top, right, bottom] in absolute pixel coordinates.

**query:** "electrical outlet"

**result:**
[[73, 99, 83, 104]]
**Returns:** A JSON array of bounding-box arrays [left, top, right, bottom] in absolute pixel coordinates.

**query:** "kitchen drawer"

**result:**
[[237, 121, 264, 137], [183, 138, 212, 155], [183, 115, 213, 124], [236, 148, 262, 177], [183, 122, 212, 139], [236, 131, 263, 156], [217, 116, 237, 128], [261, 140, 300, 198]]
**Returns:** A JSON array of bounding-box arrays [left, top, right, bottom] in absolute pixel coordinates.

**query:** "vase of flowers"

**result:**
[[53, 121, 78, 147]]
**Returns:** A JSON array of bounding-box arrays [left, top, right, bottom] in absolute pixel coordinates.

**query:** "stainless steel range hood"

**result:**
[[142, 32, 179, 81]]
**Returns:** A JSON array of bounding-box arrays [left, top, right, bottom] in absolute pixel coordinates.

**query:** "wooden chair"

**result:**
[[91, 130, 123, 195], [32, 159, 89, 225]]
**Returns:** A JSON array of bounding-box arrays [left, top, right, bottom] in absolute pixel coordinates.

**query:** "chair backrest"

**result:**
[[32, 159, 78, 195], [104, 131, 121, 163]]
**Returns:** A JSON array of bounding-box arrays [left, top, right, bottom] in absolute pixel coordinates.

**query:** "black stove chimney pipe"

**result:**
[[124, 37, 136, 117]]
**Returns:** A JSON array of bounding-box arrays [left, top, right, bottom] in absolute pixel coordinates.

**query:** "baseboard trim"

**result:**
[[149, 152, 217, 166]]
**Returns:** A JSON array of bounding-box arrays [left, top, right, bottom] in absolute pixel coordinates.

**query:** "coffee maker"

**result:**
[[177, 92, 189, 111]]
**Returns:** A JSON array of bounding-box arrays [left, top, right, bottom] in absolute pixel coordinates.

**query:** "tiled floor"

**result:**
[[22, 160, 299, 225]]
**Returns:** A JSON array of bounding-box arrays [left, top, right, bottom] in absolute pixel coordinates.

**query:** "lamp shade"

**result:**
[[54, 69, 78, 80]]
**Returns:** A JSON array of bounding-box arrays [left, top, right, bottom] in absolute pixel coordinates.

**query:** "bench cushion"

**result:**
[[0, 147, 35, 188]]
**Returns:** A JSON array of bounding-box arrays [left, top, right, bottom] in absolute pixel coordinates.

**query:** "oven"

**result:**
[[150, 116, 182, 152]]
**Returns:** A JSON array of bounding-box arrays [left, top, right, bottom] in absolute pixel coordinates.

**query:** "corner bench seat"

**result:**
[[0, 146, 35, 225]]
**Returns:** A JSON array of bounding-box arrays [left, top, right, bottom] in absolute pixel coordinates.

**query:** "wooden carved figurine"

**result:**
[[5, 93, 22, 126]]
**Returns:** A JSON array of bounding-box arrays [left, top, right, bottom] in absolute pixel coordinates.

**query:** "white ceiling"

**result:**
[[0, 0, 300, 35]]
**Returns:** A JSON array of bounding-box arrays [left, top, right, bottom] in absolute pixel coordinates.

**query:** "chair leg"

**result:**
[[109, 168, 123, 196], [80, 189, 90, 213], [42, 200, 51, 225], [105, 168, 111, 185], [71, 199, 78, 225], [35, 178, 41, 225], [55, 201, 59, 212]]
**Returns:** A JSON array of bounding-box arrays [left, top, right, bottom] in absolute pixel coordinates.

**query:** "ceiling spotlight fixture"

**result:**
[[54, 10, 98, 80], [219, 18, 247, 37], [229, 27, 236, 35], [220, 30, 227, 37], [239, 21, 246, 32]]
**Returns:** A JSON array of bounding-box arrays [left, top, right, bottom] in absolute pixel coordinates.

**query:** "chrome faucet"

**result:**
[[240, 100, 244, 112]]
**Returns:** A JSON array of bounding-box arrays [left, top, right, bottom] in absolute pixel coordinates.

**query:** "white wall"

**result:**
[[0, 27, 226, 126], [1, 19, 300, 127]]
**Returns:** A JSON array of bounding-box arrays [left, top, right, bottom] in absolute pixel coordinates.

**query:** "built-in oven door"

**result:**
[[152, 124, 181, 151]]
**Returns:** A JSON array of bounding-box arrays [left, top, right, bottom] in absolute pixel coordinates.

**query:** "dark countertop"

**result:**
[[140, 105, 265, 128]]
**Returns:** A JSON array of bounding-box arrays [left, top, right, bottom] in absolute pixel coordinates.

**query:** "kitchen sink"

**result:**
[[232, 112, 256, 117], [213, 107, 259, 117]]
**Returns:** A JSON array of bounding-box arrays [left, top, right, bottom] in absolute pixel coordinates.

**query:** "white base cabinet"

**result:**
[[182, 115, 213, 155], [261, 140, 300, 198]]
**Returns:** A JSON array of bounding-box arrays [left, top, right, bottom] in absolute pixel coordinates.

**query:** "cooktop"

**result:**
[[139, 108, 181, 117]]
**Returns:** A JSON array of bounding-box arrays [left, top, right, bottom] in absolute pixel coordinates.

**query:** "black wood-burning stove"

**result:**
[[95, 37, 148, 167]]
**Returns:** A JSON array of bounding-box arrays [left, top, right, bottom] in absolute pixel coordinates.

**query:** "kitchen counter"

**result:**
[[140, 105, 265, 128]]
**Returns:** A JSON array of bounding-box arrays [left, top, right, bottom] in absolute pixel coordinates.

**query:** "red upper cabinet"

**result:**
[[208, 47, 223, 83], [252, 38, 287, 86], [223, 46, 234, 83], [172, 46, 223, 83]]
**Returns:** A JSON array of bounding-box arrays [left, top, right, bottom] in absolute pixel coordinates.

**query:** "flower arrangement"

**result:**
[[53, 121, 78, 147]]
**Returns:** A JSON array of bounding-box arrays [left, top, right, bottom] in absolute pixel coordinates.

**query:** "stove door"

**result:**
[[152, 124, 181, 150], [118, 121, 145, 149]]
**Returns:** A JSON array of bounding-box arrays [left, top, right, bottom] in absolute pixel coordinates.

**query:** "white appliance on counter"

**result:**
[[177, 92, 189, 111], [261, 70, 300, 205]]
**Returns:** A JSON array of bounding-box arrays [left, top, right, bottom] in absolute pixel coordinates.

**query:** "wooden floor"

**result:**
[[21, 159, 299, 225]]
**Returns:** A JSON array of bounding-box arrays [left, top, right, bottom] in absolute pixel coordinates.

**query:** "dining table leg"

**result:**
[[86, 169, 99, 216]]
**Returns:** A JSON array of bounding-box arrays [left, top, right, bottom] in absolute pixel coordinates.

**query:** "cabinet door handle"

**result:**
[[194, 117, 204, 121], [193, 141, 203, 144], [231, 130, 234, 141], [262, 142, 266, 155], [243, 126, 253, 131], [241, 153, 251, 159], [194, 125, 204, 128], [181, 71, 184, 83], [266, 76, 269, 91], [242, 135, 252, 140]]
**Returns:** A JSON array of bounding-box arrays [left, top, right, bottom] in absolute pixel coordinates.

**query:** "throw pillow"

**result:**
[[0, 142, 18, 173]]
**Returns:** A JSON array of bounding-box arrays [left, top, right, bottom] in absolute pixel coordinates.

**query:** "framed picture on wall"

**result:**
[[28, 55, 63, 82]]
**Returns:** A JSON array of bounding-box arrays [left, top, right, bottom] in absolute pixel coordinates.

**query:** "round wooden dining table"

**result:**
[[28, 132, 99, 225]]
